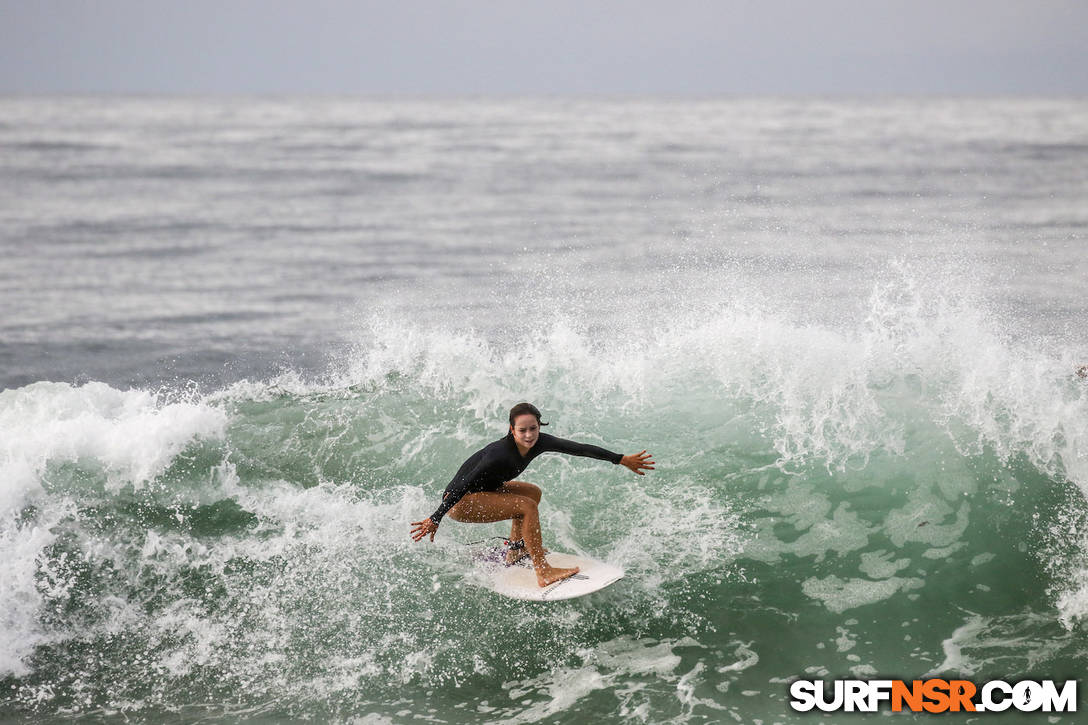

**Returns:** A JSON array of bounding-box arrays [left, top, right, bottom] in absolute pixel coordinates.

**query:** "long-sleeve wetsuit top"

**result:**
[[429, 432, 623, 524]]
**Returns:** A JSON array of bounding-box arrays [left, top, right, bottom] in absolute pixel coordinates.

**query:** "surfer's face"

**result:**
[[510, 414, 540, 449]]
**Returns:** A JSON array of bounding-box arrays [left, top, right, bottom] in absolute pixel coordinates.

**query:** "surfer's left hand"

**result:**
[[620, 450, 655, 475]]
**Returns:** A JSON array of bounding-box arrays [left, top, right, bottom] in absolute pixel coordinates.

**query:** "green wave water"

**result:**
[[3, 274, 1088, 724]]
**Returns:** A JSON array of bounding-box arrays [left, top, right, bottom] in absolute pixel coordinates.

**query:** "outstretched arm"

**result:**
[[541, 433, 624, 463], [543, 434, 655, 474]]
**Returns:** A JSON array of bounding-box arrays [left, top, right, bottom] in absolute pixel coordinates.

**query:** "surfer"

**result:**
[[410, 402, 654, 587]]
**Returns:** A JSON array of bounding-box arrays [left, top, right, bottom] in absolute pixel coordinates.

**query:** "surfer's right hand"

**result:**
[[410, 518, 438, 542]]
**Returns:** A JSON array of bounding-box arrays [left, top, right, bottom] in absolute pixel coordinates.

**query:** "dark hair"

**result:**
[[509, 402, 549, 427]]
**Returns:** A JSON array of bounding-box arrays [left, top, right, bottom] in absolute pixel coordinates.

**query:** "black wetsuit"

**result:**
[[429, 432, 622, 524]]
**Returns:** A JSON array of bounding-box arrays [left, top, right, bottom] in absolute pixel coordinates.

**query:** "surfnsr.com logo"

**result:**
[[789, 679, 1078, 713]]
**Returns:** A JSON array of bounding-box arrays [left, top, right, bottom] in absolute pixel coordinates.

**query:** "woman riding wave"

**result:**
[[410, 402, 654, 587]]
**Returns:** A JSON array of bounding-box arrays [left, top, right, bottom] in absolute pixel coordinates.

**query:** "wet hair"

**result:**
[[508, 402, 549, 428]]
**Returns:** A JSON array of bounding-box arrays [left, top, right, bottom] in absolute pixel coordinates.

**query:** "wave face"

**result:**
[[2, 97, 1088, 722], [3, 265, 1087, 723]]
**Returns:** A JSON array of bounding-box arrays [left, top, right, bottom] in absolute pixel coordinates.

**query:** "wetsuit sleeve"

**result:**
[[429, 458, 489, 525], [540, 434, 623, 464]]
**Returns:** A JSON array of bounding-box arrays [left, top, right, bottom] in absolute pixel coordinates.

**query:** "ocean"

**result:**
[[1, 96, 1087, 723]]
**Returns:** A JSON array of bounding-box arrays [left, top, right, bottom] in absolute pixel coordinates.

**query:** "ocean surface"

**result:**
[[1, 97, 1087, 723]]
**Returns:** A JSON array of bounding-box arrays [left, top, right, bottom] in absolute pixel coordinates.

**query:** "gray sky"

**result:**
[[2, 0, 1086, 95]]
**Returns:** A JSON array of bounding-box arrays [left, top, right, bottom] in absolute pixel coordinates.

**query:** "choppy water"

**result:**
[[2, 97, 1087, 723]]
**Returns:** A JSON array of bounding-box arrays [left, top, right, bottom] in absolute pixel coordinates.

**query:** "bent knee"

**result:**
[[510, 494, 539, 515], [508, 481, 543, 503]]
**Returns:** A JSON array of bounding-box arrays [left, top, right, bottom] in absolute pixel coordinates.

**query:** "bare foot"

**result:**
[[536, 565, 579, 587]]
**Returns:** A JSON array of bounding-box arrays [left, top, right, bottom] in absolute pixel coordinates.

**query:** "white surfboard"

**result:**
[[473, 547, 624, 601]]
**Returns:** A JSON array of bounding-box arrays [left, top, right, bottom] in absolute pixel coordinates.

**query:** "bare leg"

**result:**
[[497, 481, 542, 563], [448, 490, 578, 587]]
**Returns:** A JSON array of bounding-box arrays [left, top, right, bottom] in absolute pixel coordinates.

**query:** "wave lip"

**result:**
[[0, 381, 229, 505]]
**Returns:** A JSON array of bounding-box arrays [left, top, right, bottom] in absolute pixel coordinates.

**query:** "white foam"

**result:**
[[927, 611, 1078, 678], [0, 500, 71, 676], [0, 381, 229, 678], [607, 481, 744, 590], [497, 635, 704, 723], [883, 484, 969, 549], [746, 499, 873, 564], [801, 574, 924, 614], [716, 642, 759, 674], [0, 381, 228, 504], [859, 550, 910, 579], [1054, 557, 1088, 629]]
